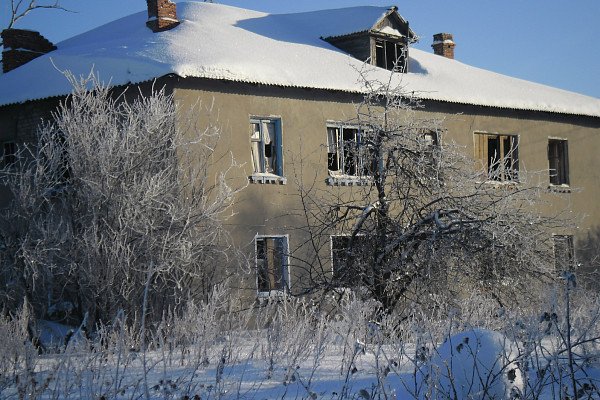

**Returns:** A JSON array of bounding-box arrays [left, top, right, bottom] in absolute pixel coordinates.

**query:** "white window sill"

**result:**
[[257, 290, 287, 297], [548, 184, 571, 193], [249, 173, 287, 185], [480, 179, 520, 187], [327, 174, 372, 186]]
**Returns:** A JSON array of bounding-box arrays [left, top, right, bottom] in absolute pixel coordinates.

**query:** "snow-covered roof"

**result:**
[[0, 2, 599, 118]]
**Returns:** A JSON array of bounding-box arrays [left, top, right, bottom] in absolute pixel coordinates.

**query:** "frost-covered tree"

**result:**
[[0, 72, 242, 328], [2, 0, 67, 31], [296, 66, 572, 314]]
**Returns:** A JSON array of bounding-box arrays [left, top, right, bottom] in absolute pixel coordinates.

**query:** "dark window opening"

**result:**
[[1, 141, 16, 169], [256, 236, 288, 293], [375, 39, 406, 72], [327, 125, 373, 177], [331, 235, 369, 284], [342, 128, 358, 176], [554, 235, 575, 272], [548, 139, 569, 186], [476, 133, 519, 182]]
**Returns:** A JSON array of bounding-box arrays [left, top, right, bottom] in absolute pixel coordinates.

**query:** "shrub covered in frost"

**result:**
[[416, 329, 522, 399]]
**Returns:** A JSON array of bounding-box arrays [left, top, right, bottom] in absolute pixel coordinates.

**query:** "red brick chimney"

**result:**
[[431, 33, 455, 59], [1, 29, 57, 73], [146, 0, 180, 32]]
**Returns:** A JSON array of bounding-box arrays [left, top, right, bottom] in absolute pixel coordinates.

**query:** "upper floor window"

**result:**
[[548, 139, 569, 186], [375, 39, 406, 72], [250, 117, 285, 184], [1, 141, 17, 169], [474, 133, 519, 182], [255, 235, 289, 295], [327, 124, 377, 184]]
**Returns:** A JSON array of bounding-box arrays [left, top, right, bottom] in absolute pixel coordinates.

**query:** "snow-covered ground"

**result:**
[[1, 292, 599, 399]]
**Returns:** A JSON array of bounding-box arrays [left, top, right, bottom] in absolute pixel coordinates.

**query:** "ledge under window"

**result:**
[[257, 290, 288, 298], [327, 174, 372, 186], [548, 184, 571, 193], [249, 173, 287, 185]]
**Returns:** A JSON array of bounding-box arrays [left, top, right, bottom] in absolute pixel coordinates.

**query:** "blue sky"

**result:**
[[2, 0, 599, 98]]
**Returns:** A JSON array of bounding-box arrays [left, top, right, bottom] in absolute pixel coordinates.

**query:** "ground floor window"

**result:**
[[553, 234, 575, 272], [1, 141, 16, 169], [256, 235, 289, 294], [330, 234, 369, 284]]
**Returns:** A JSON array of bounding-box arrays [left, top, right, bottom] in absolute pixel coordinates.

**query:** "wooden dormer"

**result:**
[[322, 6, 416, 72]]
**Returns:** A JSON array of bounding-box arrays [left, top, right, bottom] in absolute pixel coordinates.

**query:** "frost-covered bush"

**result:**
[[416, 329, 522, 399], [0, 285, 597, 399]]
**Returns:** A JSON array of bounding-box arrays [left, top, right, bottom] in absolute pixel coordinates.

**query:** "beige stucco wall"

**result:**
[[172, 79, 600, 296], [0, 78, 598, 297]]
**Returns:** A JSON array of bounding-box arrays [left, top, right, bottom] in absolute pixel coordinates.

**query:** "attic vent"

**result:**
[[1, 29, 56, 73], [146, 0, 180, 33], [432, 33, 455, 59]]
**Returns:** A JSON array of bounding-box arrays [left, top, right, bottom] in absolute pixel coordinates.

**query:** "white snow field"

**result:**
[[1, 292, 598, 399]]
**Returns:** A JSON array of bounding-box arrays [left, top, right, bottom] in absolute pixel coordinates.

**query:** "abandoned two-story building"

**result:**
[[1, 1, 599, 299]]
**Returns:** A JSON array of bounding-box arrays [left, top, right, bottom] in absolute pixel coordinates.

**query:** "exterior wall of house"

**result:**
[[172, 79, 600, 298], [1, 78, 598, 298], [0, 98, 62, 207]]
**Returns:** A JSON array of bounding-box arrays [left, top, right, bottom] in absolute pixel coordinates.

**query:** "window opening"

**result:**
[[327, 124, 374, 178], [250, 118, 283, 177], [331, 235, 368, 285], [548, 139, 569, 186], [554, 235, 575, 272], [256, 236, 289, 294], [375, 39, 406, 71], [1, 141, 16, 169], [475, 133, 519, 182]]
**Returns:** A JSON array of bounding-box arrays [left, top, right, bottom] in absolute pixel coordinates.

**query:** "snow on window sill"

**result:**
[[481, 179, 520, 187], [548, 183, 571, 193], [256, 290, 289, 304], [327, 174, 372, 186], [249, 173, 287, 185], [257, 289, 287, 297]]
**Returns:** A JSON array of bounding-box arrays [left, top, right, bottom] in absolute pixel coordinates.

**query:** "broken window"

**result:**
[[548, 139, 569, 186], [553, 235, 575, 272], [421, 130, 439, 159], [474, 133, 519, 182], [327, 124, 377, 178], [256, 236, 289, 294], [375, 39, 406, 72], [330, 234, 369, 285], [1, 141, 16, 169], [250, 117, 283, 177]]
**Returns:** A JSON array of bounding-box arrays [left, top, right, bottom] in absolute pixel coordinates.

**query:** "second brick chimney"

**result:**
[[431, 33, 455, 59], [146, 0, 180, 33], [1, 29, 57, 73]]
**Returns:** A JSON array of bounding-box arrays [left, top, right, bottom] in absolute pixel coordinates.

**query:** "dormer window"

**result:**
[[321, 6, 415, 74], [374, 39, 406, 72]]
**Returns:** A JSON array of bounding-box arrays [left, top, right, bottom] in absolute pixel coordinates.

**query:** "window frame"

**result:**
[[327, 123, 375, 185], [330, 234, 369, 286], [374, 37, 407, 72], [255, 234, 290, 296], [553, 234, 575, 272], [1, 141, 17, 169], [548, 138, 569, 187], [474, 132, 519, 183], [249, 117, 285, 184]]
